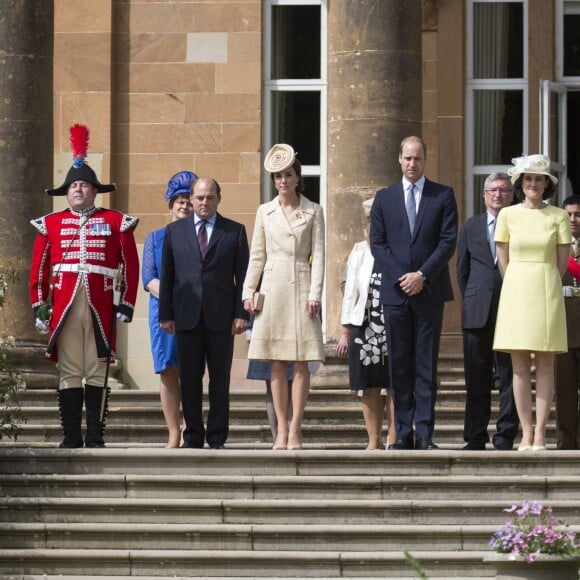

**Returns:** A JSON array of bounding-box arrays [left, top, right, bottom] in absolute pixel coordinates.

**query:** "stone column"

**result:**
[[326, 0, 422, 342], [0, 1, 53, 340]]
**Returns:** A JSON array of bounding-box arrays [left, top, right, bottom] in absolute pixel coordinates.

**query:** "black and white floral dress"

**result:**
[[347, 263, 389, 392]]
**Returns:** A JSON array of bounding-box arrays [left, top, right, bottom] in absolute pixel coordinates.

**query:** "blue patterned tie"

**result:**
[[197, 220, 208, 259], [406, 184, 416, 233]]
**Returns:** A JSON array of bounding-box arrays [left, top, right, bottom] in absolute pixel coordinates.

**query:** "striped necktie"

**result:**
[[197, 220, 208, 259]]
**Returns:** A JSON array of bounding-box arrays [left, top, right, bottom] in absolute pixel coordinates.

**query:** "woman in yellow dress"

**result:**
[[493, 155, 571, 451]]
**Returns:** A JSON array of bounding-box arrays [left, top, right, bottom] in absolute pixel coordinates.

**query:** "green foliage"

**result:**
[[0, 265, 26, 439], [0, 265, 19, 309], [0, 335, 25, 440], [403, 549, 428, 579]]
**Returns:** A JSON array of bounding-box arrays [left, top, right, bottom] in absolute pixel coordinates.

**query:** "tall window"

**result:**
[[466, 0, 527, 215], [556, 0, 580, 195], [562, 0, 580, 77], [263, 0, 327, 205]]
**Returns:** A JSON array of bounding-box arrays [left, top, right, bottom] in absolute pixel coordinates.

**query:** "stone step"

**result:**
[[0, 577, 494, 580], [14, 403, 522, 426], [4, 521, 579, 552], [4, 496, 580, 526], [0, 578, 493, 580], [0, 548, 506, 577], [2, 473, 577, 501], [7, 422, 552, 447], [17, 387, 476, 408], [1, 448, 579, 477], [2, 447, 578, 578]]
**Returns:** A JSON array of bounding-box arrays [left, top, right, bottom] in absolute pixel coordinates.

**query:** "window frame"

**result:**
[[465, 0, 528, 217], [262, 0, 327, 208], [557, 0, 580, 81]]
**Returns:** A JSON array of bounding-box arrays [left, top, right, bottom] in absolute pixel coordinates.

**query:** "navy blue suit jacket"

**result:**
[[370, 178, 458, 305], [159, 212, 249, 332], [456, 213, 500, 330]]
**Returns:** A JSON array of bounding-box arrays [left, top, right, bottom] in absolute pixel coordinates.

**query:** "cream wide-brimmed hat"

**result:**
[[362, 197, 374, 218], [507, 154, 558, 186], [263, 143, 296, 173]]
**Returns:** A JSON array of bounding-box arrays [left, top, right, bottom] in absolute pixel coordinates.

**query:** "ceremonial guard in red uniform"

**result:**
[[29, 125, 139, 448]]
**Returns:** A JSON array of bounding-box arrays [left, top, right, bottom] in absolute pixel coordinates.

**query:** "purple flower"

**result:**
[[490, 501, 578, 563]]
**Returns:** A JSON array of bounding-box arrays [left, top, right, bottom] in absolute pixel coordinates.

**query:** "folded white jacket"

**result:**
[[340, 241, 376, 327]]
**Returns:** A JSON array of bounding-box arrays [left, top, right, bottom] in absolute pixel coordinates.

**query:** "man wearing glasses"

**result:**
[[456, 173, 519, 450]]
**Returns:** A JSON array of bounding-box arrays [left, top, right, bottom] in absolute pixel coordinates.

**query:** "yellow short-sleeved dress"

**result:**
[[493, 204, 571, 353]]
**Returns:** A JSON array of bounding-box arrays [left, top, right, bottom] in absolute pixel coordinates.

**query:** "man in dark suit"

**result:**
[[370, 136, 458, 450], [159, 177, 249, 449], [456, 172, 518, 450]]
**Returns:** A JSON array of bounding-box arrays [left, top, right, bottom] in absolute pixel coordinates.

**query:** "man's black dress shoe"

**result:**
[[208, 442, 225, 449], [181, 442, 204, 449], [388, 437, 414, 450], [415, 438, 439, 450], [462, 441, 486, 450], [493, 440, 514, 451]]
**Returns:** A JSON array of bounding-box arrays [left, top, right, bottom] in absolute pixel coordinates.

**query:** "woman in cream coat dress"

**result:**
[[243, 144, 325, 450]]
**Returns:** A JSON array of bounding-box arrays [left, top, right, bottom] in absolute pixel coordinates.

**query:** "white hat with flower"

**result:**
[[507, 154, 558, 186]]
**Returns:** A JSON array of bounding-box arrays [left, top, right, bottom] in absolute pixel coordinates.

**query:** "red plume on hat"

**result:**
[[45, 124, 116, 196], [70, 124, 90, 169]]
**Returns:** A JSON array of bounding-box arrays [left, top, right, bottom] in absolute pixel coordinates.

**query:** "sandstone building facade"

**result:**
[[1, 1, 579, 389]]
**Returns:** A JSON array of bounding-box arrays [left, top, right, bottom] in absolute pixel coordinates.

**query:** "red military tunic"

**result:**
[[29, 205, 139, 361]]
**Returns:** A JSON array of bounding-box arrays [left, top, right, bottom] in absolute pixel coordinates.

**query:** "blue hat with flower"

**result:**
[[165, 170, 198, 201]]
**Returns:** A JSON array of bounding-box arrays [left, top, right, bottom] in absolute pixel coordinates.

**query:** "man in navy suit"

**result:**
[[370, 136, 458, 450], [159, 177, 249, 449], [456, 173, 518, 450]]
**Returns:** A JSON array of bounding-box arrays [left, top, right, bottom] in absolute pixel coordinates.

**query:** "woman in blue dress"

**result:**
[[142, 170, 197, 447]]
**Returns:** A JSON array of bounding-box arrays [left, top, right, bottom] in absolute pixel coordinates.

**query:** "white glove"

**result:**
[[35, 318, 49, 334], [116, 312, 129, 322]]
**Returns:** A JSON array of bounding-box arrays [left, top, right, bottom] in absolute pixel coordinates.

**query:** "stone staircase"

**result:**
[[0, 350, 579, 579]]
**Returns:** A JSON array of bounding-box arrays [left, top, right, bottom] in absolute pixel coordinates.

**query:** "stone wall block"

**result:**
[[184, 94, 260, 123], [113, 94, 186, 125], [123, 3, 260, 34], [123, 33, 186, 63], [54, 33, 111, 92], [216, 62, 260, 94], [222, 123, 261, 153], [228, 32, 261, 63], [114, 63, 214, 94], [55, 0, 111, 33]]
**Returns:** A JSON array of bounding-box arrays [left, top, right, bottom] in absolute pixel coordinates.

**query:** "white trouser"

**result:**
[[56, 288, 106, 390]]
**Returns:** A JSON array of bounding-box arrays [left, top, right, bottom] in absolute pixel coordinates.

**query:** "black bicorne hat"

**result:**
[[46, 124, 116, 196]]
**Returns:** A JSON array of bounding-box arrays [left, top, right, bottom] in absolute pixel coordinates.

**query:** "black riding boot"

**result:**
[[84, 384, 110, 448], [57, 388, 84, 448]]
